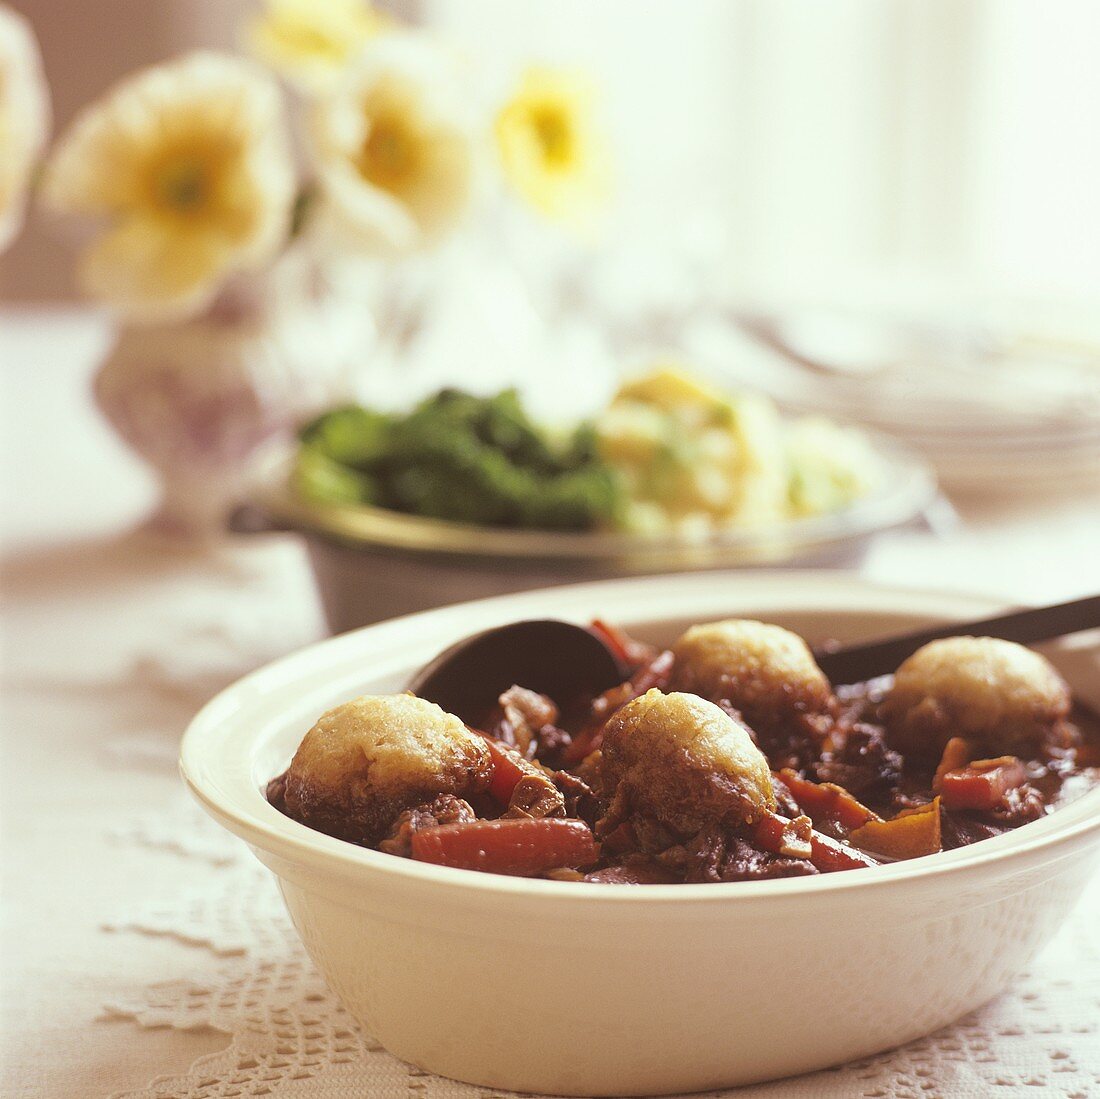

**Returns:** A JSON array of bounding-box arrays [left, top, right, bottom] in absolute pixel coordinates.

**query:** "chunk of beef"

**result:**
[[988, 784, 1047, 825], [584, 858, 677, 885], [552, 770, 603, 827], [939, 809, 1010, 850], [495, 685, 560, 757], [655, 825, 818, 884], [812, 722, 902, 800]]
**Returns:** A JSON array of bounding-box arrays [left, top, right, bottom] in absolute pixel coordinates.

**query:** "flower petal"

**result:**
[[309, 34, 478, 255], [79, 219, 235, 322], [0, 5, 51, 252], [41, 51, 296, 320], [245, 0, 393, 93], [495, 65, 608, 230]]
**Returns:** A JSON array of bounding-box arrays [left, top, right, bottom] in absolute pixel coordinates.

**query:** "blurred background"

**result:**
[[1, 0, 1098, 599], [7, 0, 1100, 304]]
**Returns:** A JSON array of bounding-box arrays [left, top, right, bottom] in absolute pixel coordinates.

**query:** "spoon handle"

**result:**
[[815, 594, 1100, 685]]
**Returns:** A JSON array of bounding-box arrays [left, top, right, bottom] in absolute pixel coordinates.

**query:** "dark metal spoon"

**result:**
[[407, 619, 629, 725], [813, 594, 1100, 685]]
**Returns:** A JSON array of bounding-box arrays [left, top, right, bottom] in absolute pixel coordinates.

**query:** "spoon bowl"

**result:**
[[407, 618, 628, 724]]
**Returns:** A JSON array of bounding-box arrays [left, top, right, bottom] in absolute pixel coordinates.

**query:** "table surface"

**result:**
[[2, 308, 1099, 1098]]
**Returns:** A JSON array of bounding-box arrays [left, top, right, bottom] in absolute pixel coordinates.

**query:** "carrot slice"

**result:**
[[479, 736, 530, 803], [751, 811, 877, 872], [471, 733, 564, 816], [410, 818, 598, 876], [750, 812, 813, 859], [939, 757, 1028, 811], [933, 737, 975, 793], [850, 798, 942, 860], [778, 769, 879, 830]]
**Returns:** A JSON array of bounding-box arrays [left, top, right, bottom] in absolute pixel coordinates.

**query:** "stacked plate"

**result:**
[[688, 308, 1100, 497]]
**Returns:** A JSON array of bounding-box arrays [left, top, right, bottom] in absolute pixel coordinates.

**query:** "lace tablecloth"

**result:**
[[3, 309, 1099, 1098], [102, 795, 1100, 1099]]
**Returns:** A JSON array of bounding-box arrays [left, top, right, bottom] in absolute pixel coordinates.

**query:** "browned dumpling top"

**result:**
[[600, 689, 776, 835], [281, 694, 493, 845], [881, 636, 1071, 760], [671, 619, 832, 732]]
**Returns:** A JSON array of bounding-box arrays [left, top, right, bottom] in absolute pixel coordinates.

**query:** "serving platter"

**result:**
[[236, 439, 941, 631]]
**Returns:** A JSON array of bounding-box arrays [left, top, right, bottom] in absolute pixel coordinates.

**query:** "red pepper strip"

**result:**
[[589, 619, 659, 671], [752, 812, 878, 872], [561, 650, 675, 766], [933, 737, 975, 793], [939, 757, 1028, 812], [410, 818, 599, 877], [476, 734, 533, 804], [777, 769, 879, 830], [806, 826, 880, 872], [633, 649, 674, 690], [589, 618, 635, 668]]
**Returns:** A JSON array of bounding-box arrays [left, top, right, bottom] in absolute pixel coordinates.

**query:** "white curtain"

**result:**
[[428, 0, 1100, 305]]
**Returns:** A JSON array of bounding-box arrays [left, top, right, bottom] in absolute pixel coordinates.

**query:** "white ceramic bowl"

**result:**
[[180, 573, 1100, 1097]]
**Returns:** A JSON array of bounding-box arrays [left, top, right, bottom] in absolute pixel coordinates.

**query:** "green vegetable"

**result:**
[[293, 389, 624, 532], [299, 405, 394, 469], [293, 445, 378, 506]]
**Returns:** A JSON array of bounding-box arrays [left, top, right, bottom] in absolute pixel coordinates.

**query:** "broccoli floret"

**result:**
[[293, 389, 624, 531], [518, 466, 623, 530], [293, 445, 377, 506], [299, 406, 394, 470]]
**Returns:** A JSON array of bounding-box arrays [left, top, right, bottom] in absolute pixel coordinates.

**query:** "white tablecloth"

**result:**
[[2, 309, 1098, 1098]]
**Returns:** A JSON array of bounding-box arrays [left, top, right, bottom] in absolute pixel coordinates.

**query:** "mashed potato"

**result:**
[[596, 368, 789, 534], [785, 415, 881, 517], [595, 366, 880, 535]]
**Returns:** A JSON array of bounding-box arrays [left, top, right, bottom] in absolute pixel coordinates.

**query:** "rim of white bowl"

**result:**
[[181, 571, 1100, 904]]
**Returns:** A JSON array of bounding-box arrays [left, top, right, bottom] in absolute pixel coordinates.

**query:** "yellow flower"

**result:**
[[495, 66, 607, 229], [42, 52, 295, 322], [246, 0, 393, 92], [310, 35, 476, 254], [0, 4, 51, 253]]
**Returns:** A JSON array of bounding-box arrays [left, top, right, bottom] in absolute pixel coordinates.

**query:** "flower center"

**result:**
[[358, 112, 420, 191], [531, 106, 573, 168], [154, 157, 210, 215]]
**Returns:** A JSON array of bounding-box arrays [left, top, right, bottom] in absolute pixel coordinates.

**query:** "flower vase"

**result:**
[[93, 247, 375, 538]]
